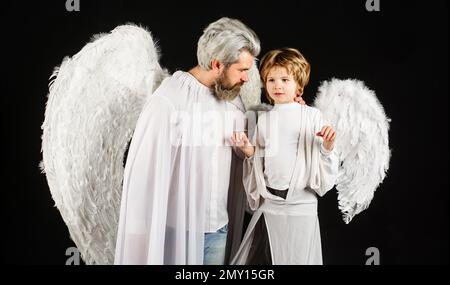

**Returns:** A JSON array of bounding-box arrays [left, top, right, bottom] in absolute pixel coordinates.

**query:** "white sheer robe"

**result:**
[[114, 71, 244, 264]]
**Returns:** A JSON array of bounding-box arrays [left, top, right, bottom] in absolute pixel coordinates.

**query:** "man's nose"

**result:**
[[241, 72, 248, 82]]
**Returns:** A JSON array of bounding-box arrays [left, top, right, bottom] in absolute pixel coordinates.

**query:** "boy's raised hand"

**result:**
[[231, 132, 251, 147], [230, 132, 255, 158], [316, 126, 336, 151]]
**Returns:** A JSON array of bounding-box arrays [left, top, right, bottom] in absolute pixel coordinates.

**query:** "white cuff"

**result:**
[[320, 143, 334, 156]]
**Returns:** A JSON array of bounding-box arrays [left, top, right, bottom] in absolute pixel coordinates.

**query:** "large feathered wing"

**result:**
[[40, 24, 168, 264], [239, 59, 262, 111], [313, 79, 391, 224]]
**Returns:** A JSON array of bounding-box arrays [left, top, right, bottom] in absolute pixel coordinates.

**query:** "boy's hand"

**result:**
[[316, 126, 336, 151], [230, 132, 255, 158], [231, 132, 251, 148]]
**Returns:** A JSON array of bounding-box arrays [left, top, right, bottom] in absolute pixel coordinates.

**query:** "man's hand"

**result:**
[[316, 126, 336, 151]]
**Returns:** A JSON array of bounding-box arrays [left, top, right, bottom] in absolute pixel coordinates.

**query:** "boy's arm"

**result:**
[[240, 145, 255, 158], [313, 123, 339, 197], [231, 132, 255, 158]]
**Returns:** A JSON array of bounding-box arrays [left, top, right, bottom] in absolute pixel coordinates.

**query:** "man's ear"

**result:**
[[211, 59, 224, 74]]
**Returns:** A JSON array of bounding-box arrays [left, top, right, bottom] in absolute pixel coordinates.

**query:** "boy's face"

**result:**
[[265, 66, 299, 104]]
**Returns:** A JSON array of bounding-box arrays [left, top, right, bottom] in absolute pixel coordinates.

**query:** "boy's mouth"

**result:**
[[273, 93, 284, 96]]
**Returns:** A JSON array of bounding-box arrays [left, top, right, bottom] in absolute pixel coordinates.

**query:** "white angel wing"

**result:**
[[313, 79, 391, 224], [40, 24, 168, 264], [239, 59, 262, 111]]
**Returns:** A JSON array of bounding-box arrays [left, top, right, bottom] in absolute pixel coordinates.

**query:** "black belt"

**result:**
[[266, 186, 288, 199]]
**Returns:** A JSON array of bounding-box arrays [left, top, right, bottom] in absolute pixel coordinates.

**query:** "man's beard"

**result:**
[[213, 71, 243, 101]]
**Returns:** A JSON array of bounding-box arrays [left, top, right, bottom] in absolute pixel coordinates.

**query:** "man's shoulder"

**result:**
[[154, 72, 182, 92], [152, 72, 186, 104]]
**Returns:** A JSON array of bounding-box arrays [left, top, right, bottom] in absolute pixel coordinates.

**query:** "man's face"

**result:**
[[214, 50, 254, 101]]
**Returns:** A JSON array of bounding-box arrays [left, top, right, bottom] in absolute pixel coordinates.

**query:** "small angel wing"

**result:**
[[40, 24, 168, 264], [313, 79, 391, 223]]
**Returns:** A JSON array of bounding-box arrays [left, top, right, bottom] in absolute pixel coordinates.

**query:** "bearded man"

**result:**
[[114, 17, 260, 265]]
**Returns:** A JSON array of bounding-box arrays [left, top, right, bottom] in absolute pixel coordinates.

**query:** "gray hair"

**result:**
[[197, 17, 260, 70]]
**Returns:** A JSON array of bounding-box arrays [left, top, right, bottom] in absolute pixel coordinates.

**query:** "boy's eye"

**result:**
[[282, 78, 289, 82], [267, 79, 274, 82]]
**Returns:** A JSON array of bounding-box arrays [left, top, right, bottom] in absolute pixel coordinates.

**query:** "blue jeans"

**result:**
[[203, 224, 228, 265]]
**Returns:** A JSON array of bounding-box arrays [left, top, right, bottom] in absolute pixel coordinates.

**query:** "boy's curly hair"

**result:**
[[259, 48, 310, 104]]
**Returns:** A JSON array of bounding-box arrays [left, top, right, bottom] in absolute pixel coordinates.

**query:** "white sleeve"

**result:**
[[242, 120, 268, 211], [229, 102, 247, 159], [115, 94, 176, 264], [310, 112, 339, 197]]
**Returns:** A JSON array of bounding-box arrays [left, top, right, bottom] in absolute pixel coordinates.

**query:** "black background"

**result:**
[[1, 0, 448, 265]]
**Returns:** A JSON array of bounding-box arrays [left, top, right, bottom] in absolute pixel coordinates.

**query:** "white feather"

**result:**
[[313, 79, 391, 224], [40, 24, 168, 264], [239, 59, 262, 111]]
